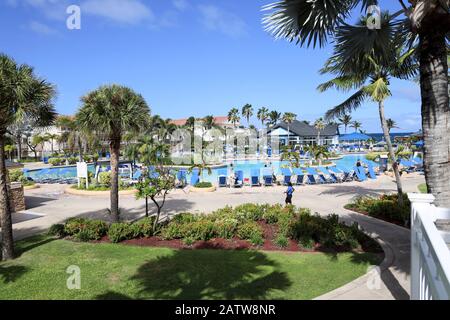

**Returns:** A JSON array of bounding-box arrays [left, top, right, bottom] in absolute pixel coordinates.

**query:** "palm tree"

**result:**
[[313, 118, 325, 146], [282, 112, 297, 147], [0, 54, 56, 260], [318, 23, 417, 206], [56, 116, 84, 161], [305, 145, 330, 166], [257, 107, 269, 128], [262, 1, 450, 206], [228, 108, 240, 128], [351, 121, 362, 133], [76, 85, 151, 222], [43, 133, 58, 155], [268, 110, 281, 127], [338, 114, 352, 134], [386, 118, 398, 133], [241, 104, 253, 127]]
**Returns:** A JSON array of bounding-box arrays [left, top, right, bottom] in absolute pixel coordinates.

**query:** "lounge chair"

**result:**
[[251, 169, 260, 186], [363, 162, 377, 179], [261, 168, 273, 186], [318, 166, 335, 183], [176, 170, 187, 188], [292, 168, 304, 185], [190, 169, 200, 185], [336, 165, 354, 182], [411, 157, 424, 171], [305, 167, 319, 184], [234, 170, 244, 188], [281, 168, 292, 185], [218, 169, 228, 187], [400, 159, 416, 173], [329, 167, 343, 183], [353, 166, 367, 181]]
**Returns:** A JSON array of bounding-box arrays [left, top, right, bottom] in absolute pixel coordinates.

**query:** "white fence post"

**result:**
[[408, 193, 435, 300]]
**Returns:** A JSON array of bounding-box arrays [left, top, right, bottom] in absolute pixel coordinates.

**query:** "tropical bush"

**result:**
[[194, 182, 213, 188], [7, 169, 34, 186], [365, 152, 387, 161], [107, 223, 134, 243], [345, 193, 410, 227], [48, 224, 65, 237], [64, 218, 108, 241], [48, 157, 63, 166], [98, 172, 111, 186]]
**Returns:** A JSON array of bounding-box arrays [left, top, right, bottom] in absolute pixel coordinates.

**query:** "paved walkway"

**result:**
[[10, 172, 425, 300]]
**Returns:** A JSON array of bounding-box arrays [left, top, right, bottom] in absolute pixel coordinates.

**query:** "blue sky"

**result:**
[[0, 0, 421, 133]]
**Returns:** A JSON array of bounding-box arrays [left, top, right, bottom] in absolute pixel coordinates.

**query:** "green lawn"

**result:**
[[0, 235, 381, 300], [418, 183, 428, 193]]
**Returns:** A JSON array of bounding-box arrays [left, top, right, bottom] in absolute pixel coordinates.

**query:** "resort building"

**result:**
[[170, 116, 239, 129], [268, 120, 340, 147]]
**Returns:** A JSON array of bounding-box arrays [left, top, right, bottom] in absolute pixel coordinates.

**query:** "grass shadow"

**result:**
[[0, 265, 28, 284], [118, 249, 291, 300]]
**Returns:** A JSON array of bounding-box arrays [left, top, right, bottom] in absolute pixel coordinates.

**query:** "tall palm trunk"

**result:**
[[77, 136, 83, 162], [419, 31, 450, 207], [110, 139, 121, 222], [0, 135, 14, 260], [287, 125, 290, 147], [16, 136, 22, 161], [378, 101, 404, 206]]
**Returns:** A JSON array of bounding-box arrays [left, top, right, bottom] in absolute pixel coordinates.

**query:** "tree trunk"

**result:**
[[0, 135, 15, 260], [378, 101, 404, 206], [419, 31, 450, 207], [78, 137, 83, 162], [16, 135, 22, 161], [109, 139, 121, 222], [145, 197, 149, 217], [287, 125, 290, 148]]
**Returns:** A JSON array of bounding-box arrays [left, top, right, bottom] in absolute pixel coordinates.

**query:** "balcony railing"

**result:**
[[408, 193, 450, 300]]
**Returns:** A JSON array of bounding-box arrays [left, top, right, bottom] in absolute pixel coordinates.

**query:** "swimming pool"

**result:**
[[24, 154, 375, 184]]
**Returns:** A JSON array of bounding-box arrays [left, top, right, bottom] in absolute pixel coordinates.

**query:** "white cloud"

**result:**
[[198, 4, 247, 38], [81, 0, 154, 25], [173, 0, 188, 11], [29, 20, 58, 35]]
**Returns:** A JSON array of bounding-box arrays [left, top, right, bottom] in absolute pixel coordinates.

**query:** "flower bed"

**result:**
[[345, 193, 410, 228], [51, 204, 382, 254]]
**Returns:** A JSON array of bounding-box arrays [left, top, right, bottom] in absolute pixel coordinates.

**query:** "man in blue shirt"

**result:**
[[285, 182, 295, 205]]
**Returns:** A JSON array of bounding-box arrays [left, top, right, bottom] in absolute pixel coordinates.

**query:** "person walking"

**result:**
[[284, 182, 295, 205]]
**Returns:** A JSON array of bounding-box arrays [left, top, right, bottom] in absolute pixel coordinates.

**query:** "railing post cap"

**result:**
[[407, 192, 435, 203]]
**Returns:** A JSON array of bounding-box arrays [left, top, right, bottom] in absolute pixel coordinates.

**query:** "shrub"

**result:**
[[214, 218, 238, 239], [108, 223, 134, 243], [249, 232, 264, 246], [237, 221, 263, 240], [183, 236, 195, 246], [48, 224, 65, 237], [8, 169, 26, 183], [194, 182, 213, 188], [63, 218, 108, 241], [298, 238, 315, 250], [234, 203, 264, 221], [161, 223, 186, 240], [130, 217, 155, 238], [274, 234, 289, 248], [262, 206, 281, 224], [172, 212, 197, 224], [98, 172, 111, 186], [68, 157, 78, 165], [185, 220, 217, 241], [48, 158, 62, 166]]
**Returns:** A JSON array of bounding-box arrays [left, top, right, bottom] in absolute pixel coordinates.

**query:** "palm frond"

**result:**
[[317, 75, 364, 92], [325, 88, 369, 120], [262, 0, 356, 48]]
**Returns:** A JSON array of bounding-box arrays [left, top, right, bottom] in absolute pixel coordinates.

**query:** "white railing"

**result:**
[[408, 193, 450, 300]]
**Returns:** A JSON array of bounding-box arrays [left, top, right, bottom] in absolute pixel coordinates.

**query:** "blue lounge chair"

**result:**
[[281, 168, 292, 185], [305, 167, 319, 184], [292, 168, 304, 185], [318, 166, 337, 183], [175, 170, 187, 187], [353, 166, 367, 181], [234, 170, 244, 188], [261, 168, 273, 186], [400, 159, 416, 173], [251, 169, 260, 186], [364, 162, 377, 179], [336, 165, 354, 181], [329, 167, 343, 183], [190, 169, 200, 185], [218, 169, 228, 187]]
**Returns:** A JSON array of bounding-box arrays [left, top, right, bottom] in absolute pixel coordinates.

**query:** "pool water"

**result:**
[[24, 154, 376, 184]]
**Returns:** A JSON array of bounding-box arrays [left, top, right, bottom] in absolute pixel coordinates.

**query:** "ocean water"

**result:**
[[367, 132, 414, 142]]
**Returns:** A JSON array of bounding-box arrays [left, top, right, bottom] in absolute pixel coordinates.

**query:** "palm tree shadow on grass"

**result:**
[[98, 249, 292, 300], [0, 265, 28, 284]]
